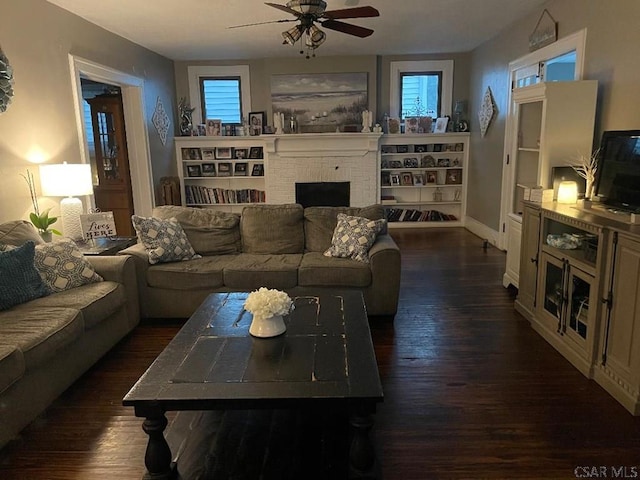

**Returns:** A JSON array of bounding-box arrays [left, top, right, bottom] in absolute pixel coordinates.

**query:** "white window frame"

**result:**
[[188, 65, 251, 125], [390, 60, 454, 118]]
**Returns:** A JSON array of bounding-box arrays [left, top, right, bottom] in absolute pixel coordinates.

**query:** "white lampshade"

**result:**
[[557, 181, 578, 204], [39, 163, 93, 240], [39, 163, 93, 197]]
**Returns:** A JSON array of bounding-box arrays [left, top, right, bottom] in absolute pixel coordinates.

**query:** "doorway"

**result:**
[[69, 54, 155, 224], [81, 79, 135, 236]]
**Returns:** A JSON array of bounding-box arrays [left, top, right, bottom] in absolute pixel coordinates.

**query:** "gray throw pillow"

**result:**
[[132, 215, 200, 264], [324, 213, 386, 263], [33, 240, 103, 293]]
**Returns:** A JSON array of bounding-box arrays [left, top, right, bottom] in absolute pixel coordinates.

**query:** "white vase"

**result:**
[[249, 314, 286, 338]]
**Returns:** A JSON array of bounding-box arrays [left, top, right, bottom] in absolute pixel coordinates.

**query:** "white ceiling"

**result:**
[[46, 0, 548, 61]]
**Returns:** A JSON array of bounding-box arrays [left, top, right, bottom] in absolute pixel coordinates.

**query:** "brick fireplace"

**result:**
[[263, 133, 381, 207]]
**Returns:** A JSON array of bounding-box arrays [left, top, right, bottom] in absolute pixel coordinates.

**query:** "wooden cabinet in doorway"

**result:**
[[87, 93, 134, 236]]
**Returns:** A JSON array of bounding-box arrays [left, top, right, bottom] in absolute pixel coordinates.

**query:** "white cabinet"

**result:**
[[175, 137, 266, 213], [501, 81, 597, 287], [379, 133, 469, 228], [594, 231, 640, 414], [503, 214, 522, 288], [515, 203, 541, 317]]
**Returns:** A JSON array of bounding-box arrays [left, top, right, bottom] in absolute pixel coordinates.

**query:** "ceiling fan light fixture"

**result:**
[[282, 25, 304, 45], [286, 0, 327, 15], [306, 25, 326, 47]]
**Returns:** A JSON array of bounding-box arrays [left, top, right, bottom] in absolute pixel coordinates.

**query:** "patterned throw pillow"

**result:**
[[324, 213, 387, 263], [131, 215, 200, 264], [34, 240, 103, 293], [0, 242, 50, 310]]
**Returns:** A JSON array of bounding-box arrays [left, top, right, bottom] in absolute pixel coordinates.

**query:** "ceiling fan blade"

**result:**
[[228, 18, 295, 29], [321, 19, 374, 38], [322, 6, 379, 20], [265, 2, 301, 17]]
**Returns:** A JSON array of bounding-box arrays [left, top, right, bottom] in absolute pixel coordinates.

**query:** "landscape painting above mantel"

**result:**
[[271, 72, 368, 133]]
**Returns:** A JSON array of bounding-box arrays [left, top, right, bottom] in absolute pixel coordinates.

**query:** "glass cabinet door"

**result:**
[[541, 254, 564, 325], [565, 266, 593, 347], [95, 110, 122, 183]]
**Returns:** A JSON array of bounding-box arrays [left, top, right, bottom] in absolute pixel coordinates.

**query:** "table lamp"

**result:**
[[557, 181, 578, 204], [39, 162, 94, 240]]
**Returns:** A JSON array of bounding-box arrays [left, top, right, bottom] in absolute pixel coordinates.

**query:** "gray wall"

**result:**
[[0, 0, 176, 224], [174, 53, 471, 128], [467, 0, 640, 231]]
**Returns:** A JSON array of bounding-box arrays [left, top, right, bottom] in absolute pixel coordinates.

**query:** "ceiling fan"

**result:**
[[229, 1, 379, 58]]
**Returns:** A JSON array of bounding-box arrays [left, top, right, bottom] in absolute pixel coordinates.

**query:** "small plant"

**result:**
[[21, 169, 61, 235], [571, 149, 600, 200]]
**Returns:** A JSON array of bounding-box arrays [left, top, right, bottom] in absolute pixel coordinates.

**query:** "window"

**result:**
[[200, 77, 242, 124], [188, 65, 251, 126], [390, 60, 453, 120], [400, 72, 441, 119]]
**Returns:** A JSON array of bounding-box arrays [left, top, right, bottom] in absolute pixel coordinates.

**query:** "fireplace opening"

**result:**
[[295, 182, 350, 208]]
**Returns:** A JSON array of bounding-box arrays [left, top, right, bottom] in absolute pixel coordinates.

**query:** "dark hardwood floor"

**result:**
[[1, 227, 639, 479]]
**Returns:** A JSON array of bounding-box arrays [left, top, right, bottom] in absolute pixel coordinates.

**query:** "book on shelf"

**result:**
[[384, 207, 458, 222]]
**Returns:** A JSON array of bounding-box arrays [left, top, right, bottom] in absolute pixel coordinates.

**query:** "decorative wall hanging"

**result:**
[[0, 46, 14, 114], [529, 9, 557, 52], [271, 72, 368, 132], [152, 96, 170, 146], [478, 86, 495, 138]]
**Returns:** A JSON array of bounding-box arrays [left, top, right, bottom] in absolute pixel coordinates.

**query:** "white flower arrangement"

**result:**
[[244, 287, 294, 319]]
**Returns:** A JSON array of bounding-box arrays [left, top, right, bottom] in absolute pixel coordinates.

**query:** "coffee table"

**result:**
[[123, 290, 383, 479]]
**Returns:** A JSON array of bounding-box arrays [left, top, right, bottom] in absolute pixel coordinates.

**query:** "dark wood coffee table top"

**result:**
[[123, 290, 383, 414]]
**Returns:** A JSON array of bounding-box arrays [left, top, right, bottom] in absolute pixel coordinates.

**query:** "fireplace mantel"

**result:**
[[263, 133, 382, 207]]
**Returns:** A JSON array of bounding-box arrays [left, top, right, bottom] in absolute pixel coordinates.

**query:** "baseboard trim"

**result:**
[[464, 216, 500, 249]]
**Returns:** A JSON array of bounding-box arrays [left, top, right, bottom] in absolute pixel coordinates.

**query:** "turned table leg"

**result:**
[[141, 412, 174, 480], [349, 408, 377, 479]]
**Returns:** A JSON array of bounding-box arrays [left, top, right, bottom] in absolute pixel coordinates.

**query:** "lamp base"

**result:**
[[60, 197, 84, 240]]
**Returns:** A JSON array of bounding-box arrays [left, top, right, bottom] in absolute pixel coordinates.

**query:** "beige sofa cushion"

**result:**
[[223, 253, 302, 290], [24, 282, 125, 329], [241, 204, 304, 254], [152, 206, 241, 255], [299, 252, 372, 287], [0, 307, 83, 369], [0, 220, 44, 246], [146, 255, 238, 290], [304, 205, 386, 252], [0, 345, 25, 394]]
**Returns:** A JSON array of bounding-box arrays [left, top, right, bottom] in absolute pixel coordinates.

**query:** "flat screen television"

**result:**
[[594, 130, 640, 213]]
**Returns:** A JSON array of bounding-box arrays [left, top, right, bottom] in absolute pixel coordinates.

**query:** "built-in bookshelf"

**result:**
[[175, 137, 266, 213], [379, 133, 469, 228]]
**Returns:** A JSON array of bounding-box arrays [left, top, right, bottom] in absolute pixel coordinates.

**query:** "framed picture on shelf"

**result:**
[[437, 158, 451, 167], [390, 173, 401, 186], [186, 165, 202, 177], [217, 162, 232, 177], [401, 172, 414, 186], [381, 171, 391, 186], [201, 163, 216, 177], [413, 173, 424, 186], [249, 146, 263, 159], [205, 119, 222, 136], [404, 116, 419, 134], [388, 117, 400, 134], [421, 155, 436, 168], [403, 157, 419, 168], [414, 144, 428, 153], [425, 170, 437, 184], [445, 168, 463, 185], [251, 163, 264, 176], [248, 112, 266, 136], [215, 147, 232, 159], [381, 145, 397, 154], [389, 160, 403, 169], [396, 145, 409, 154], [418, 116, 433, 133], [182, 148, 202, 161], [201, 148, 215, 160], [234, 162, 248, 176], [434, 117, 449, 133], [233, 148, 249, 159]]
